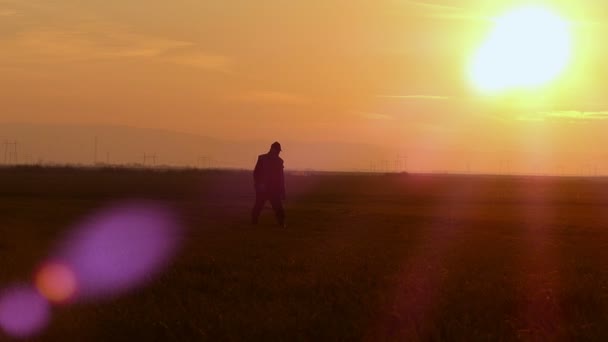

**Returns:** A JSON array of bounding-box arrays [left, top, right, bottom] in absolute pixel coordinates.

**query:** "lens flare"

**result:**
[[53, 202, 182, 301], [0, 285, 50, 339], [35, 262, 78, 304]]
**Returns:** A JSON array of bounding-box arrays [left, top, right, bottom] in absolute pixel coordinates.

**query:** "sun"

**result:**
[[469, 6, 573, 94]]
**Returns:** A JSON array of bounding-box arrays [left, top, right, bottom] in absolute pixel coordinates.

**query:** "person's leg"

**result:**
[[251, 192, 266, 224], [269, 195, 285, 227]]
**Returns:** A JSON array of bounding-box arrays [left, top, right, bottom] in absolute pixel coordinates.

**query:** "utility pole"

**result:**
[[594, 164, 599, 177], [143, 154, 157, 167], [94, 136, 98, 165], [4, 141, 18, 164], [199, 156, 211, 169]]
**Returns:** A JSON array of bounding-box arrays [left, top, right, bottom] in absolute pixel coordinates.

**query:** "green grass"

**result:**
[[1, 168, 608, 340]]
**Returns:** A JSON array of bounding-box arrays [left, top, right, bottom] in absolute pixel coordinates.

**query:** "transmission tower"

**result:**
[[94, 136, 98, 165], [4, 141, 18, 164], [143, 154, 157, 166], [199, 156, 212, 169], [397, 154, 407, 173]]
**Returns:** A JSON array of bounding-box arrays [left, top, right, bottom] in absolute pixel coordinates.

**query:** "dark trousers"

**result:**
[[252, 191, 284, 225]]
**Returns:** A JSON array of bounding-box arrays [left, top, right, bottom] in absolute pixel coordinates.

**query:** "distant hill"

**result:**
[[0, 123, 391, 171]]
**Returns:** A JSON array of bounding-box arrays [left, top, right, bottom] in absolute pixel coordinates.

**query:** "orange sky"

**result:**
[[1, 1, 608, 173]]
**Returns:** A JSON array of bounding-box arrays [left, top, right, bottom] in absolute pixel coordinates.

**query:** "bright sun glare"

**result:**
[[470, 6, 573, 94]]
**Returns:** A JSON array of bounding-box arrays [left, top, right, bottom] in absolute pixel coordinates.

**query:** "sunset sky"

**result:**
[[2, 1, 608, 173]]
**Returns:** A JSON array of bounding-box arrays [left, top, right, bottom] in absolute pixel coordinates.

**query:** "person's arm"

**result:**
[[280, 160, 286, 200], [253, 156, 263, 189]]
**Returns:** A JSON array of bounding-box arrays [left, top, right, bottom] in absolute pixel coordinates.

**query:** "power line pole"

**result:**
[[397, 154, 408, 173], [94, 136, 98, 165], [143, 154, 157, 167], [594, 164, 599, 177], [199, 156, 211, 169], [4, 141, 18, 164]]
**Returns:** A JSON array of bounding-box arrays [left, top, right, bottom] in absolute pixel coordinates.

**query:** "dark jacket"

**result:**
[[253, 153, 285, 198]]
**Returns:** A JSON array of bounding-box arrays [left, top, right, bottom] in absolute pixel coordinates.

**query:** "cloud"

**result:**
[[14, 28, 192, 59], [378, 95, 450, 100], [357, 112, 394, 120], [517, 111, 608, 122], [415, 122, 456, 132], [235, 91, 308, 105], [1, 24, 231, 72], [167, 53, 232, 72], [401, 1, 463, 12], [0, 9, 16, 16], [397, 1, 489, 21]]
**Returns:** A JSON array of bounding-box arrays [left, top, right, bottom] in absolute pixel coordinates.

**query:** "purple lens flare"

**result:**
[[44, 202, 183, 302], [0, 285, 51, 339]]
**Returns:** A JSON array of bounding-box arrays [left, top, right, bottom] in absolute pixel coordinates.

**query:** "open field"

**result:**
[[2, 167, 608, 340]]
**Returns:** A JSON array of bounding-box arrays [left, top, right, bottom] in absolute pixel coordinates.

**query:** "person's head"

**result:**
[[270, 141, 282, 155]]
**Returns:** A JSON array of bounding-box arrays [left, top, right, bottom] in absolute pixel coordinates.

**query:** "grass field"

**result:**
[[1, 167, 608, 340]]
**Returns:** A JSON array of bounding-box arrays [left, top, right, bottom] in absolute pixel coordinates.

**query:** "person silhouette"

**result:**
[[251, 141, 286, 227]]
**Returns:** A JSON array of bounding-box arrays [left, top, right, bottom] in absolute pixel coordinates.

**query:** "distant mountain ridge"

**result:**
[[0, 123, 390, 171]]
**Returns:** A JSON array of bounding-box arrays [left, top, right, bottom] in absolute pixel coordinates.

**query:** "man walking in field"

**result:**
[[252, 141, 286, 228]]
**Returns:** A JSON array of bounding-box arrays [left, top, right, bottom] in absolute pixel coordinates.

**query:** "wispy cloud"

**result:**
[[356, 112, 394, 120], [397, 1, 489, 21], [0, 9, 17, 16], [235, 91, 308, 105], [15, 28, 193, 60], [1, 25, 232, 72], [401, 1, 463, 12], [168, 53, 232, 72], [517, 111, 608, 122], [378, 95, 450, 100]]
